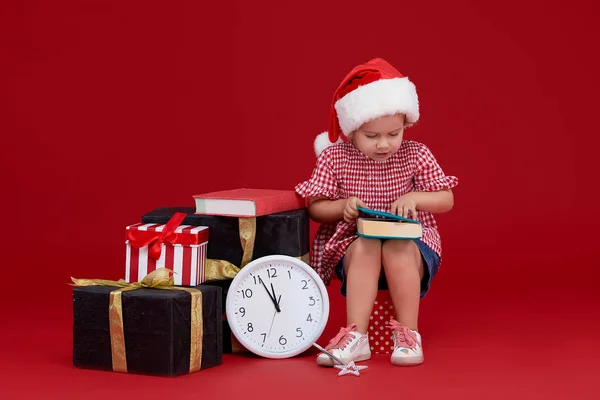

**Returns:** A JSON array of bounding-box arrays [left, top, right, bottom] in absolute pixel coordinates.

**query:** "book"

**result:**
[[192, 188, 305, 218], [356, 206, 422, 239]]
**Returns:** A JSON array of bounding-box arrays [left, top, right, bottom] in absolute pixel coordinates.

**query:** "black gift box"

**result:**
[[201, 279, 240, 353], [141, 207, 310, 353], [73, 284, 222, 377], [141, 207, 310, 268]]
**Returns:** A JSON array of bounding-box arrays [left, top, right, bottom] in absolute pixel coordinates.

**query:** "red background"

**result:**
[[2, 0, 599, 398]]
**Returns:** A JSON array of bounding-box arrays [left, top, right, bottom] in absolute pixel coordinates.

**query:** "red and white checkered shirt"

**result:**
[[295, 140, 459, 285]]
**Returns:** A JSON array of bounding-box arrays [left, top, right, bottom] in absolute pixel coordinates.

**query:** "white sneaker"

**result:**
[[316, 323, 371, 367], [389, 319, 424, 366]]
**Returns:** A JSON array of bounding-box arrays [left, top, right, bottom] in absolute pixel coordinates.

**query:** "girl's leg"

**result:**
[[316, 237, 381, 367], [344, 237, 382, 333], [381, 240, 424, 330], [381, 240, 426, 366]]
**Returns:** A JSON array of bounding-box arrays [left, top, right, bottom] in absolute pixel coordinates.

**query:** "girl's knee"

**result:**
[[346, 237, 382, 260], [351, 236, 382, 252], [345, 237, 382, 275], [381, 240, 420, 267], [345, 260, 382, 278]]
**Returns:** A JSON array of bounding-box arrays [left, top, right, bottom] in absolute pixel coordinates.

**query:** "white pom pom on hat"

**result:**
[[313, 58, 420, 157], [314, 131, 343, 157]]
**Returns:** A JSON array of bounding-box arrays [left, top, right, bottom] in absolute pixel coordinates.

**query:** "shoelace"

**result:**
[[388, 319, 417, 350], [325, 323, 358, 351]]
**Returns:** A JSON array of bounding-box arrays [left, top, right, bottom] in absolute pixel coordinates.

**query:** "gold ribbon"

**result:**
[[71, 268, 203, 374], [238, 217, 256, 268], [205, 217, 255, 281], [205, 217, 310, 281], [201, 216, 310, 353]]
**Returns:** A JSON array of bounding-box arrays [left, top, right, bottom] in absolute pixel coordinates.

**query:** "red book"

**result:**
[[192, 188, 305, 217]]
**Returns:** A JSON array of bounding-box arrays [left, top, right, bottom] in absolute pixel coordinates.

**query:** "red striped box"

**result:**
[[125, 222, 209, 286]]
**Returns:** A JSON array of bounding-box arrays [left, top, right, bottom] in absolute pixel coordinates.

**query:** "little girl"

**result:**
[[295, 58, 458, 367]]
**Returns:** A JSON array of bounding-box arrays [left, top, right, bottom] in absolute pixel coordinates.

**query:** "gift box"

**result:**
[[368, 290, 395, 354], [141, 207, 310, 281], [72, 270, 222, 377], [141, 207, 309, 353], [125, 212, 209, 286], [202, 278, 247, 354]]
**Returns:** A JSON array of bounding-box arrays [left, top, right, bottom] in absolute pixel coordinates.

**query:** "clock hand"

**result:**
[[261, 279, 281, 312], [270, 283, 281, 312], [267, 295, 281, 338], [267, 310, 276, 337]]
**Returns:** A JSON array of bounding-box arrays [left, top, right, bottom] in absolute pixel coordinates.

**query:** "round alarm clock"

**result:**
[[225, 255, 330, 359]]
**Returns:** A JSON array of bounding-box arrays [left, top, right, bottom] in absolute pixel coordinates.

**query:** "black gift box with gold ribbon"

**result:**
[[202, 278, 242, 353], [141, 207, 310, 354], [141, 207, 310, 277], [72, 277, 222, 377]]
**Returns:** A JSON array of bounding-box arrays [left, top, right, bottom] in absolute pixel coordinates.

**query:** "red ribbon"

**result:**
[[127, 212, 201, 261]]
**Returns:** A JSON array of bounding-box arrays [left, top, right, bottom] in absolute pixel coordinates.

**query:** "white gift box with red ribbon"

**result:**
[[125, 213, 209, 286]]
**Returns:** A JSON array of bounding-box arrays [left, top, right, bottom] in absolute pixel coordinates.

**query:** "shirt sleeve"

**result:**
[[295, 151, 340, 199], [413, 144, 459, 192]]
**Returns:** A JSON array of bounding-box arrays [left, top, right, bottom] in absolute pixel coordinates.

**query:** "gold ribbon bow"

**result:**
[[71, 268, 203, 374]]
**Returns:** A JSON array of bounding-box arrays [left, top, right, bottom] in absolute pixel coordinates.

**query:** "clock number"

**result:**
[[296, 327, 303, 337], [247, 322, 254, 332], [279, 335, 287, 345], [307, 313, 313, 322], [287, 270, 292, 279], [239, 307, 245, 317], [301, 279, 308, 289], [261, 333, 266, 343], [267, 267, 277, 278], [309, 296, 316, 306], [240, 288, 253, 299], [253, 275, 264, 285]]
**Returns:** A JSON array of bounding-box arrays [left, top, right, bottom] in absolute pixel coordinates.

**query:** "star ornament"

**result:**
[[334, 361, 368, 376], [312, 343, 368, 377]]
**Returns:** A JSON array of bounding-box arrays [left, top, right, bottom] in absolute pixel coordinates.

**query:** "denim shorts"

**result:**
[[334, 238, 441, 299]]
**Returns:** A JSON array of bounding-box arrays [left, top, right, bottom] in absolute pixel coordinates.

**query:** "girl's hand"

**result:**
[[343, 197, 365, 223], [391, 194, 418, 220]]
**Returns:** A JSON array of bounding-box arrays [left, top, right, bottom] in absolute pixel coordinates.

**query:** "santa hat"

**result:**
[[314, 58, 419, 157]]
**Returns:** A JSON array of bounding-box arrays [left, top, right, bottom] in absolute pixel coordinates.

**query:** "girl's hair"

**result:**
[[349, 113, 409, 138]]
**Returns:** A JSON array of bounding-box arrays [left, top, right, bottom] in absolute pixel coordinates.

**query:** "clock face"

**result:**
[[226, 255, 330, 359]]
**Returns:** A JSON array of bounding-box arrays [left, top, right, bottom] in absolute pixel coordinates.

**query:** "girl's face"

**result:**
[[351, 114, 406, 162]]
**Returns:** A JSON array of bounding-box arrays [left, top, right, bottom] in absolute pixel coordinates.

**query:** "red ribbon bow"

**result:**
[[127, 212, 200, 260]]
